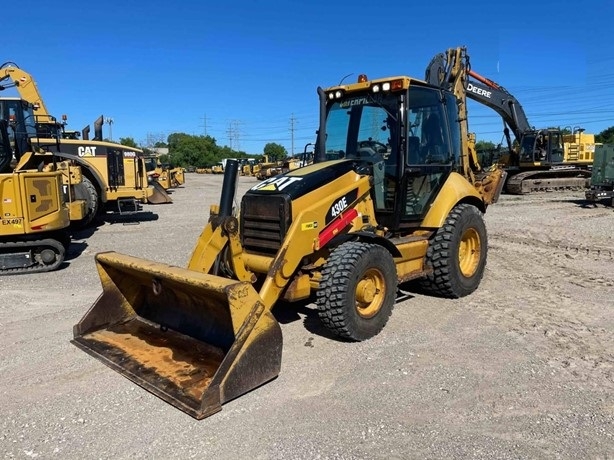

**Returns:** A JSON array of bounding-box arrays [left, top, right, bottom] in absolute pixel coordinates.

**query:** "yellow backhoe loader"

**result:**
[[0, 63, 171, 225], [0, 119, 70, 274], [72, 47, 505, 419]]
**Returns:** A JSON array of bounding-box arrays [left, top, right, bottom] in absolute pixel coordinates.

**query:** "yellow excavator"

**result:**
[[1, 97, 90, 226], [0, 118, 70, 274], [72, 46, 505, 419], [0, 63, 171, 225]]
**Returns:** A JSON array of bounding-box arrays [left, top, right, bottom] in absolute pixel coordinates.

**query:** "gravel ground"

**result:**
[[1, 173, 613, 459]]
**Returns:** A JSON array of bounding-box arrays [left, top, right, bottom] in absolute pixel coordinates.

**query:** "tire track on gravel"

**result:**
[[473, 237, 614, 387]]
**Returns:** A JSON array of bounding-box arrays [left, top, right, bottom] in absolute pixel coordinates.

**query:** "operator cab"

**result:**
[[318, 77, 460, 230], [0, 98, 37, 161], [519, 129, 564, 165]]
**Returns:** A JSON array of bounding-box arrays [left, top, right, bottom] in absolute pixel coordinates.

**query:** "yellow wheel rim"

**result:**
[[458, 227, 481, 277], [355, 268, 385, 318]]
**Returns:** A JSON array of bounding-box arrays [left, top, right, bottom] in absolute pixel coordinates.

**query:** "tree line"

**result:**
[[118, 133, 288, 168], [117, 125, 614, 167]]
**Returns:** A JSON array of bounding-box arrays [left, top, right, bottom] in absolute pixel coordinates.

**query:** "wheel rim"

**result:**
[[458, 227, 481, 277], [355, 268, 386, 318]]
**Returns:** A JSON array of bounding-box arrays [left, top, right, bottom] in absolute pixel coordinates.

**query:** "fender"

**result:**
[[327, 231, 403, 258], [421, 172, 485, 228], [53, 152, 108, 203]]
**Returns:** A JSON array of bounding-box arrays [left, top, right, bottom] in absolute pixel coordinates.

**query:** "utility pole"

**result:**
[[227, 121, 234, 150], [289, 113, 297, 156], [200, 114, 208, 136], [227, 120, 241, 151], [233, 120, 241, 152], [105, 117, 114, 141]]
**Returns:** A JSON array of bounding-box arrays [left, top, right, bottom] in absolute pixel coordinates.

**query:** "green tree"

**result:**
[[475, 140, 496, 151], [596, 126, 614, 144], [119, 137, 138, 148], [263, 142, 287, 162]]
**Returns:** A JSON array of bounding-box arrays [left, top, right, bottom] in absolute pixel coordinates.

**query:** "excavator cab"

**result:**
[[519, 129, 565, 165]]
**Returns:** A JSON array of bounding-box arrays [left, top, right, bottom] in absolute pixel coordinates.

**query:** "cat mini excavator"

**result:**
[[72, 46, 505, 419], [0, 119, 70, 274], [425, 53, 595, 194], [0, 63, 172, 226], [0, 97, 90, 227]]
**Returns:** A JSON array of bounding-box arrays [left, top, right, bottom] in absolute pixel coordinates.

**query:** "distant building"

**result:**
[[153, 147, 169, 155]]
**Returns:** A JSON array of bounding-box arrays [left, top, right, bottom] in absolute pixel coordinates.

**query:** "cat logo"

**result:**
[[251, 176, 303, 192], [78, 146, 97, 157]]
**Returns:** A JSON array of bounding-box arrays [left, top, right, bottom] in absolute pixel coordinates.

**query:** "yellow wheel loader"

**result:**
[[0, 119, 70, 274], [72, 47, 506, 419], [144, 156, 185, 190]]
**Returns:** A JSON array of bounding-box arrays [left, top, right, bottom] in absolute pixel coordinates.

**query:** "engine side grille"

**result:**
[[241, 194, 291, 256]]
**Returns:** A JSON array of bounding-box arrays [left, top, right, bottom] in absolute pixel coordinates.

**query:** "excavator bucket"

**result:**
[[71, 252, 283, 419], [147, 182, 173, 204]]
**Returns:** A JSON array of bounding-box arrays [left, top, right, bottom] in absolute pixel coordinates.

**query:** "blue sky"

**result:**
[[4, 0, 613, 155]]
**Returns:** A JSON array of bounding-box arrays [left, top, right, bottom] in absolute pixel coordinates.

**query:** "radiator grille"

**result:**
[[240, 194, 291, 256]]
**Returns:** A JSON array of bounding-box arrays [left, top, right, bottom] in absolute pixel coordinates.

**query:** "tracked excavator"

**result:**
[[0, 118, 70, 274], [72, 46, 506, 419], [0, 63, 171, 226], [425, 53, 595, 194], [1, 97, 90, 227]]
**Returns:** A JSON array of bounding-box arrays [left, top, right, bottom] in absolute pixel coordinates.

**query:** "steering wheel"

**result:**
[[358, 140, 388, 154]]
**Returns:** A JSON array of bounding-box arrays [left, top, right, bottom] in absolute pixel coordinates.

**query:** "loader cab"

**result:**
[[320, 80, 459, 230]]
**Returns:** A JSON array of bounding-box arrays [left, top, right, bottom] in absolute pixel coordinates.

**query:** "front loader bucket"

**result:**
[[147, 182, 173, 204], [71, 252, 282, 419]]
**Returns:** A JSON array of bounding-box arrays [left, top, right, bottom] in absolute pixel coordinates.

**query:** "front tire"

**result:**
[[316, 242, 398, 341], [420, 203, 487, 298], [72, 176, 99, 228]]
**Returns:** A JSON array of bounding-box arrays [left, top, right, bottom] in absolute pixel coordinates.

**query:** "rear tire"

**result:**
[[72, 176, 99, 228], [420, 203, 487, 298], [316, 242, 397, 341]]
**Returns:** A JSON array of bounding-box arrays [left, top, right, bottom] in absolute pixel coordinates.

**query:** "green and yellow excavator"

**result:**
[[72, 47, 506, 419], [425, 54, 596, 193]]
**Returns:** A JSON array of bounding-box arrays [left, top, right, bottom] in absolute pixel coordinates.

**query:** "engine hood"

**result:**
[[246, 160, 357, 200]]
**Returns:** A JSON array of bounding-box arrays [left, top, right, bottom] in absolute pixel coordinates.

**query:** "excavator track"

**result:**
[[0, 236, 67, 275], [506, 169, 591, 195]]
